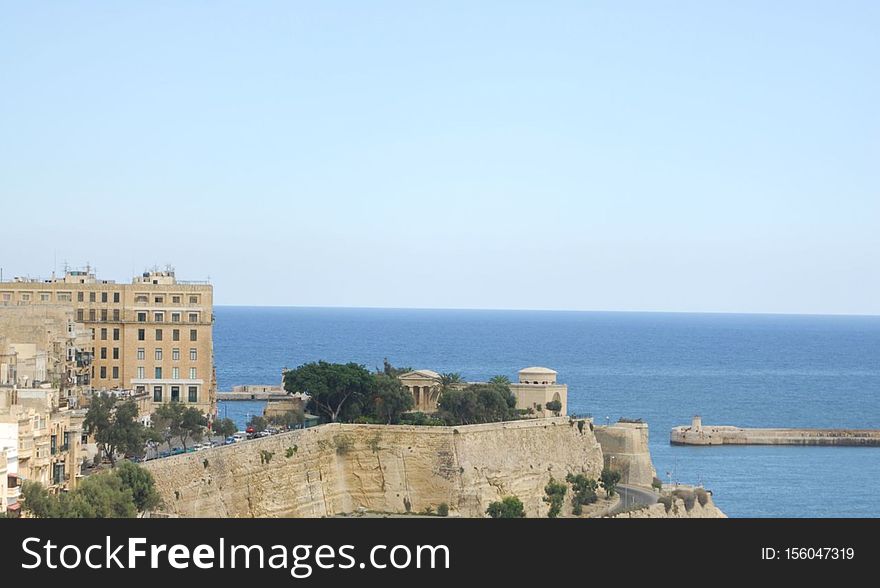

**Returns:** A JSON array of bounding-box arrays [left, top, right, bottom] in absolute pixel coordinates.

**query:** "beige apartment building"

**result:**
[[0, 267, 216, 416]]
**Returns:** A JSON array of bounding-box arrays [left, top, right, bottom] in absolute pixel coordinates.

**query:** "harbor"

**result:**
[[671, 416, 880, 447]]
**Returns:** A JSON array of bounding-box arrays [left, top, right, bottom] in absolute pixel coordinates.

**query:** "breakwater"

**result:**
[[671, 417, 880, 447]]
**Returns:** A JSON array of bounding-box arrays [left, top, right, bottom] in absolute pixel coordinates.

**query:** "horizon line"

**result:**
[[211, 304, 880, 319]]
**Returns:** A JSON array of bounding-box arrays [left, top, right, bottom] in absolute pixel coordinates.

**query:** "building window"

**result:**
[[89, 309, 96, 321], [77, 292, 84, 302], [189, 295, 199, 304], [136, 294, 148, 304], [188, 386, 198, 403], [153, 386, 163, 402], [155, 329, 163, 341], [155, 348, 163, 361], [112, 347, 119, 360], [40, 292, 50, 302], [101, 292, 108, 303], [155, 296, 164, 303], [100, 309, 108, 321], [20, 293, 31, 301], [77, 309, 84, 321], [113, 328, 120, 341], [172, 367, 179, 380], [189, 348, 197, 361], [57, 292, 72, 302], [100, 347, 107, 359], [113, 309, 120, 321], [188, 312, 199, 323], [171, 386, 180, 402], [154, 311, 164, 322], [155, 367, 162, 379], [172, 329, 180, 341], [100, 366, 107, 378], [137, 312, 147, 322], [100, 328, 107, 340], [172, 348, 180, 361], [190, 329, 197, 341], [89, 292, 96, 302], [137, 366, 145, 379], [172, 295, 181, 304], [2, 292, 10, 302], [138, 329, 145, 341], [171, 312, 181, 323], [137, 347, 145, 360], [113, 292, 120, 303], [112, 366, 119, 379], [189, 367, 197, 380]]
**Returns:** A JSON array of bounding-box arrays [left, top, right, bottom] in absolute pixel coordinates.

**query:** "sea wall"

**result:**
[[593, 422, 657, 487], [144, 417, 603, 518], [671, 425, 880, 446]]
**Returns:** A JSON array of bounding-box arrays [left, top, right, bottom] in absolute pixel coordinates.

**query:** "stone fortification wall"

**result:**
[[145, 417, 603, 518]]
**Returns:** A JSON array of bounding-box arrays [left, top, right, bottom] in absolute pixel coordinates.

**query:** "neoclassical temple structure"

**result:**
[[398, 366, 567, 417]]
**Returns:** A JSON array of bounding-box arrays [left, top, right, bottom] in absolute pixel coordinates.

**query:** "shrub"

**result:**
[[437, 503, 449, 517], [259, 450, 274, 464], [486, 496, 525, 518], [566, 473, 598, 515], [651, 477, 663, 491], [672, 489, 696, 511], [543, 477, 568, 518], [694, 487, 709, 507], [657, 495, 673, 513]]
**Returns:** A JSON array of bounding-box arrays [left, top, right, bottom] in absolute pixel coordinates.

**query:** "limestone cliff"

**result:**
[[612, 494, 727, 518], [145, 417, 603, 518]]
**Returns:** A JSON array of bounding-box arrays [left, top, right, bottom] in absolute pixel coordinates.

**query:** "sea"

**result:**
[[214, 306, 880, 518]]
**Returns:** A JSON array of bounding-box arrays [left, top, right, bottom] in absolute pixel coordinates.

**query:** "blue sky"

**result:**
[[1, 2, 877, 313]]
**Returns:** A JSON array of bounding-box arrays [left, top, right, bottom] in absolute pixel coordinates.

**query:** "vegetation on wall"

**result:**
[[543, 477, 568, 518]]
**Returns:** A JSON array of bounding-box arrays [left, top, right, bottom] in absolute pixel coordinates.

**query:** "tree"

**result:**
[[60, 474, 137, 518], [381, 359, 412, 378], [84, 394, 147, 466], [283, 361, 375, 423], [544, 477, 568, 518], [21, 480, 59, 518], [247, 414, 268, 433], [437, 383, 517, 425], [486, 496, 525, 518], [439, 372, 464, 388], [212, 417, 238, 438], [115, 460, 161, 512], [267, 408, 305, 430], [151, 402, 206, 451], [545, 400, 562, 416], [152, 401, 183, 452], [566, 473, 599, 515], [370, 373, 414, 424], [600, 467, 622, 497], [179, 407, 207, 451]]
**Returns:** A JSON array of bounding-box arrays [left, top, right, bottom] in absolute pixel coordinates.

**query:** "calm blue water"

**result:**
[[214, 307, 880, 518]]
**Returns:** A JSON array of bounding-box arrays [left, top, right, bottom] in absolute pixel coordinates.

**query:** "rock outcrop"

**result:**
[[145, 417, 603, 518]]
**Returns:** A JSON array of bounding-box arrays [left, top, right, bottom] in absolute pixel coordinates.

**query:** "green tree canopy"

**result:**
[[212, 417, 238, 438], [283, 361, 375, 422], [267, 409, 305, 430], [151, 402, 207, 451], [486, 496, 525, 518], [437, 381, 517, 425], [21, 463, 160, 518], [599, 468, 622, 497], [370, 373, 414, 424], [84, 394, 147, 466], [115, 460, 162, 512], [247, 414, 268, 433]]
